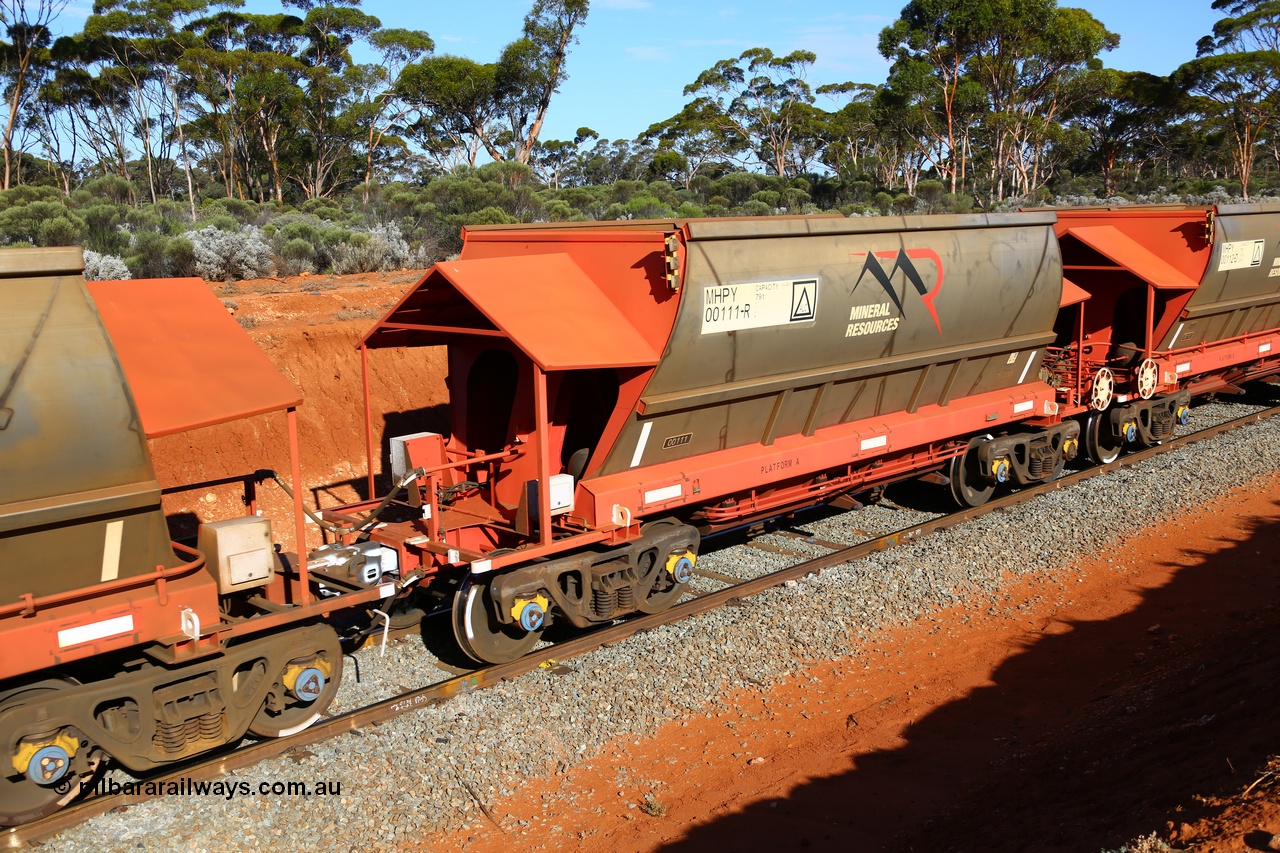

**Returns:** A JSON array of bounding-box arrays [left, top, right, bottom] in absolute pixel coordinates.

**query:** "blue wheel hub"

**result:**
[[518, 601, 546, 632], [28, 745, 71, 785], [671, 556, 694, 584], [292, 667, 325, 702]]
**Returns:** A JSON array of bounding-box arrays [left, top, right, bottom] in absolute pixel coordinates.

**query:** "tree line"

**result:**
[[0, 0, 1276, 279]]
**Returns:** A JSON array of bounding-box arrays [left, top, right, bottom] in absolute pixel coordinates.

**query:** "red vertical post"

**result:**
[[361, 344, 376, 499], [287, 406, 310, 604], [1144, 283, 1155, 360], [533, 366, 553, 546], [1076, 304, 1085, 406]]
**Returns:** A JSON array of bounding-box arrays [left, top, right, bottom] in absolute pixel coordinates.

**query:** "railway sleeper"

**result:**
[[488, 521, 700, 631]]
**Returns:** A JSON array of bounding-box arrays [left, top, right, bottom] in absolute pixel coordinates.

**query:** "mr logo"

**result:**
[[849, 248, 945, 333], [790, 279, 817, 322]]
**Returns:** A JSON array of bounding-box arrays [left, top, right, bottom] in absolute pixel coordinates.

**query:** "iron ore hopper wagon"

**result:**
[[0, 250, 393, 824], [4, 204, 1280, 826], [341, 212, 1080, 663]]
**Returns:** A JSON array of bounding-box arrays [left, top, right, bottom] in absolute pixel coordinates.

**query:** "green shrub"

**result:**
[[278, 237, 317, 275], [125, 207, 164, 233], [300, 198, 346, 221], [542, 199, 576, 221], [0, 184, 61, 210], [779, 188, 811, 212], [37, 215, 87, 247], [166, 237, 196, 277], [81, 175, 134, 205], [0, 200, 75, 244], [201, 196, 257, 224], [205, 214, 239, 232], [749, 190, 781, 209], [80, 204, 129, 254], [624, 194, 674, 219], [277, 219, 322, 244], [461, 206, 518, 226], [124, 231, 175, 278]]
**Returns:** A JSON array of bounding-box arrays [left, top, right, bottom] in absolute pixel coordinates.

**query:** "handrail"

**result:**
[[0, 542, 206, 618]]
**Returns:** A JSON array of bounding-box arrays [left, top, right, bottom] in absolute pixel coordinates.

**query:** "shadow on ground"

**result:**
[[658, 501, 1280, 852]]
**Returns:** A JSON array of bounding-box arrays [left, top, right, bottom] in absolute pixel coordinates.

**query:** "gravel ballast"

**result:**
[[38, 398, 1280, 851]]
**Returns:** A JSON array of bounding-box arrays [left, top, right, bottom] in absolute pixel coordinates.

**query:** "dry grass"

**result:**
[[639, 794, 666, 818]]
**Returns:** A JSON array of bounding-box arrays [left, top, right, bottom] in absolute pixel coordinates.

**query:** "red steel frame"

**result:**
[[1, 404, 391, 681], [351, 324, 1061, 582], [1053, 206, 1280, 406]]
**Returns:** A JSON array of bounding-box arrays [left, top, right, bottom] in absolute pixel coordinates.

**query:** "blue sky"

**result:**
[[358, 0, 1223, 143], [64, 0, 1226, 144]]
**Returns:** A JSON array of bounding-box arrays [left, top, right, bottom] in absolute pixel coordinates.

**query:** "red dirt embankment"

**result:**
[[148, 271, 447, 543]]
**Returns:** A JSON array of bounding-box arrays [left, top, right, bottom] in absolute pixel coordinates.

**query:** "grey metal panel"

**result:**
[[0, 246, 83, 278], [638, 331, 1053, 416], [684, 211, 1058, 241], [1169, 206, 1280, 347], [596, 216, 1062, 475], [0, 260, 176, 600]]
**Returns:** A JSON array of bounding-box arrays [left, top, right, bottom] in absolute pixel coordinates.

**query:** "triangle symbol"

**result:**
[[793, 286, 813, 320]]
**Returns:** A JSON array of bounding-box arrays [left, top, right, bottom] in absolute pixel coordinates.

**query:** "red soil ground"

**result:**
[[441, 477, 1280, 853], [149, 272, 1280, 853]]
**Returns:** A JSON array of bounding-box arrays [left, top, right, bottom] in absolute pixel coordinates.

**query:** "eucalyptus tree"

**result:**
[[1065, 69, 1171, 195], [44, 36, 139, 194], [1176, 0, 1280, 198], [869, 80, 932, 194], [73, 0, 227, 209], [282, 0, 381, 198], [180, 8, 307, 202], [814, 82, 879, 180], [531, 126, 601, 188], [0, 0, 62, 190], [962, 0, 1118, 200], [641, 100, 743, 189], [878, 0, 992, 193], [398, 0, 588, 166], [348, 27, 432, 202], [682, 47, 818, 177]]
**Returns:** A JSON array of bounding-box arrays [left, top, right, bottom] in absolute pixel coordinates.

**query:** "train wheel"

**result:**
[[247, 628, 343, 738], [452, 576, 543, 665], [0, 679, 100, 826], [947, 439, 995, 508], [635, 519, 692, 615], [1084, 412, 1123, 464], [638, 552, 694, 615], [382, 596, 426, 631]]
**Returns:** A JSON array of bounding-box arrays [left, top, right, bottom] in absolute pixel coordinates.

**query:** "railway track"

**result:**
[[8, 399, 1279, 849]]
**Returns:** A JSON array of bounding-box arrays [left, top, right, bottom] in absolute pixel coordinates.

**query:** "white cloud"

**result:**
[[678, 38, 745, 48], [626, 45, 670, 61]]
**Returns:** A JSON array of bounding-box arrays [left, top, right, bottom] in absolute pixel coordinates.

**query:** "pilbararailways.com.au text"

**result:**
[[96, 777, 342, 800]]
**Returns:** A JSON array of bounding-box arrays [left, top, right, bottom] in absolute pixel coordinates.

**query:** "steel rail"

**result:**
[[7, 401, 1279, 849]]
